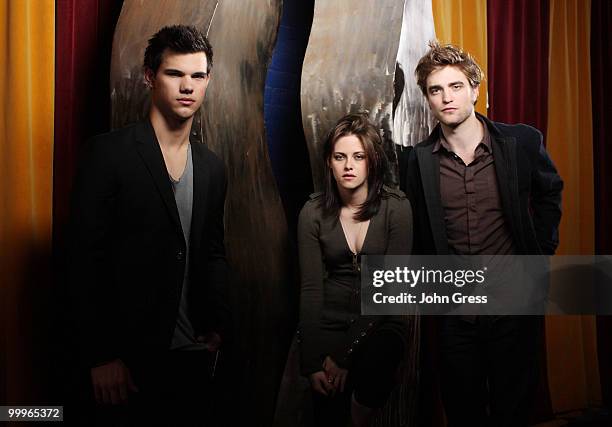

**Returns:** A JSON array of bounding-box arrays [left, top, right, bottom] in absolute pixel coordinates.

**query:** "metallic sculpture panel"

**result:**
[[300, 0, 405, 191], [200, 4, 294, 422], [111, 1, 288, 424], [394, 0, 437, 147]]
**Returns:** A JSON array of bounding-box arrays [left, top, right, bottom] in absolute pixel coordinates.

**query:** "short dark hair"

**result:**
[[322, 113, 388, 221], [143, 25, 213, 74], [415, 40, 483, 95]]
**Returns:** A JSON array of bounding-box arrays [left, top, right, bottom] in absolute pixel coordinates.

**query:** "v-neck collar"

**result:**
[[338, 215, 372, 255]]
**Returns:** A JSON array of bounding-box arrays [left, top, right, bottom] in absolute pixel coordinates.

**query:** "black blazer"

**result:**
[[399, 113, 563, 256], [68, 120, 230, 370]]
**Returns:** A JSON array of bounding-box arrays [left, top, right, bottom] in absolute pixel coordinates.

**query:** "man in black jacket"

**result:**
[[69, 25, 229, 424], [399, 42, 562, 426]]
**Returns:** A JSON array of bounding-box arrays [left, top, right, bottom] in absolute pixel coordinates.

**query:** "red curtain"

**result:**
[[52, 0, 123, 406], [486, 0, 553, 422], [592, 0, 612, 412], [487, 0, 549, 137], [591, 1, 612, 254], [53, 0, 123, 242]]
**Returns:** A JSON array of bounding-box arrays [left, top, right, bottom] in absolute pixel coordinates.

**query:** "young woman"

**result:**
[[298, 113, 413, 426]]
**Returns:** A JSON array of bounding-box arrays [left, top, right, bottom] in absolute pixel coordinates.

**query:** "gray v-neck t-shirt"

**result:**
[[169, 144, 205, 350]]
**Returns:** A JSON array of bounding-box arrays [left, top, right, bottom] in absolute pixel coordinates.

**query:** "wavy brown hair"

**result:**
[[322, 113, 388, 221], [415, 41, 483, 97]]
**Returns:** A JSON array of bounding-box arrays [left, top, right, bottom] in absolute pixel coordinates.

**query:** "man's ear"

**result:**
[[144, 68, 155, 89], [472, 85, 480, 105]]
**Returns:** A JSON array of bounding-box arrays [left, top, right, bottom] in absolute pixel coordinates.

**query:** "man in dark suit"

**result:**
[[399, 42, 563, 426], [69, 25, 229, 424]]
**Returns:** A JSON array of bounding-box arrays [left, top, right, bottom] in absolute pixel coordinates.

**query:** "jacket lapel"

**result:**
[[487, 117, 525, 251], [134, 120, 183, 239], [476, 113, 525, 253], [190, 143, 210, 249], [415, 132, 450, 254]]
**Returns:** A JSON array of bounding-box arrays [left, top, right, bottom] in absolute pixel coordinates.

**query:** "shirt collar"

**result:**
[[432, 117, 491, 154]]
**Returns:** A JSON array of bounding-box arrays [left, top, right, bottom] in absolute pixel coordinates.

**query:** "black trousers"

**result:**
[[439, 316, 540, 427], [68, 350, 220, 427], [311, 329, 405, 427]]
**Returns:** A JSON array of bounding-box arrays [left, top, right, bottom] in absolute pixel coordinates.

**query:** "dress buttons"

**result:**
[[360, 332, 366, 337], [176, 250, 184, 260]]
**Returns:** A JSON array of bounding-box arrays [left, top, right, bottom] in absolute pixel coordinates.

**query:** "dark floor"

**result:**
[[534, 409, 611, 427]]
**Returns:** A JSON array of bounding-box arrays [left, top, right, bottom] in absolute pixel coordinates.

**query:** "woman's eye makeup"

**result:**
[[332, 153, 365, 160]]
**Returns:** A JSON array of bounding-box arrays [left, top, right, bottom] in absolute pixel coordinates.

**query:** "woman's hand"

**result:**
[[309, 357, 348, 396], [323, 356, 348, 394], [309, 371, 335, 396]]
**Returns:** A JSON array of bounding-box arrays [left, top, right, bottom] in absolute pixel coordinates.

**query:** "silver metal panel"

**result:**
[[201, 4, 293, 421], [393, 0, 436, 147], [300, 0, 405, 190]]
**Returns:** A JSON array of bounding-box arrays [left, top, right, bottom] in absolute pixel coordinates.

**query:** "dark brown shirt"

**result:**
[[434, 122, 514, 255]]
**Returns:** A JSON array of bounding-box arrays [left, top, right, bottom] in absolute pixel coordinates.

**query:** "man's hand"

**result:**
[[323, 356, 348, 395], [91, 358, 138, 405], [196, 332, 221, 352]]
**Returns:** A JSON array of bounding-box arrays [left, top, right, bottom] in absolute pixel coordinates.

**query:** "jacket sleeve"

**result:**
[[382, 195, 414, 340], [530, 131, 563, 255], [68, 136, 122, 368], [201, 160, 231, 340], [297, 201, 329, 375], [386, 195, 413, 255]]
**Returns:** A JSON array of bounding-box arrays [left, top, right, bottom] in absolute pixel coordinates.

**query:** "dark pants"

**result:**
[[439, 316, 540, 427], [69, 350, 220, 427], [312, 329, 405, 427]]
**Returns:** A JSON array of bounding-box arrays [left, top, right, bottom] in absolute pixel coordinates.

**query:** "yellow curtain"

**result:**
[[545, 0, 601, 414], [431, 0, 488, 117], [0, 0, 55, 401]]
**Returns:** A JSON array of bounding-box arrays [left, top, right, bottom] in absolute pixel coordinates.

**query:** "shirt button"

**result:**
[[349, 318, 355, 324], [176, 251, 184, 260]]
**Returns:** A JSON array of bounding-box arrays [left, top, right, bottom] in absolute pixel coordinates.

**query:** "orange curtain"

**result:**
[[545, 0, 601, 414], [0, 0, 55, 402], [431, 0, 488, 117]]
